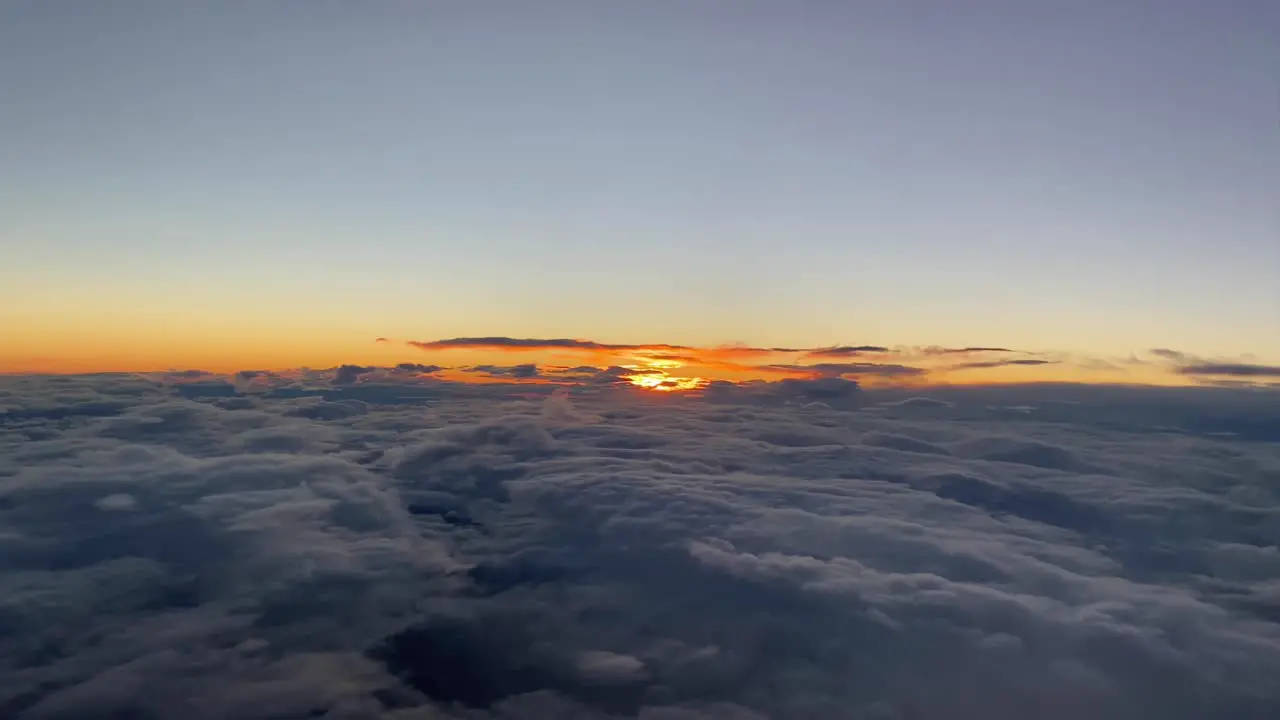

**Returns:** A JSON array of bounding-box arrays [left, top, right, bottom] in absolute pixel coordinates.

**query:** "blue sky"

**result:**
[[2, 1, 1277, 369]]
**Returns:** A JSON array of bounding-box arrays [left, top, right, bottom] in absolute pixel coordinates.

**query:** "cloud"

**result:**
[[764, 362, 927, 378], [701, 345, 805, 359], [920, 346, 1017, 355], [1177, 363, 1280, 378], [404, 338, 806, 359], [547, 365, 603, 376], [803, 346, 891, 358], [1146, 350, 1280, 384], [393, 363, 442, 374], [1150, 348, 1193, 363], [332, 364, 374, 385], [2, 373, 1280, 718], [465, 363, 542, 380], [953, 359, 1058, 370], [409, 337, 692, 354]]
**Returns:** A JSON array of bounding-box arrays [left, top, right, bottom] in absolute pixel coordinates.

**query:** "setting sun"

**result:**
[[621, 358, 707, 391], [623, 371, 707, 391]]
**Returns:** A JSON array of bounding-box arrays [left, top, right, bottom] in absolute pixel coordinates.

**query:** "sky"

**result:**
[[2, 1, 1278, 382]]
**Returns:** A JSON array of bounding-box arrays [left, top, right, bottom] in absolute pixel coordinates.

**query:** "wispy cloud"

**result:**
[[1150, 347, 1196, 363], [953, 359, 1057, 370], [408, 337, 691, 354], [919, 346, 1016, 355], [1176, 363, 1280, 378], [1147, 349, 1280, 384], [803, 345, 891, 358], [763, 362, 927, 378], [393, 363, 442, 374]]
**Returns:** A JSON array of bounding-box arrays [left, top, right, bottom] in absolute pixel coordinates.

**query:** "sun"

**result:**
[[624, 371, 706, 392], [621, 357, 707, 392]]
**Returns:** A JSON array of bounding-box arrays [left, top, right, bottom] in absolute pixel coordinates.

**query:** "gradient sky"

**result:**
[[2, 1, 1278, 375]]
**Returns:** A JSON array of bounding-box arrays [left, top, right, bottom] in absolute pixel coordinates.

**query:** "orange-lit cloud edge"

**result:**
[[5, 336, 1279, 391]]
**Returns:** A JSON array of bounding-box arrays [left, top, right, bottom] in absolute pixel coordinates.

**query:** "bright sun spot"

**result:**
[[621, 358, 707, 392]]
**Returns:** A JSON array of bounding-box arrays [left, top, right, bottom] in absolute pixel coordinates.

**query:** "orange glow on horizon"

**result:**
[[0, 327, 1233, 390]]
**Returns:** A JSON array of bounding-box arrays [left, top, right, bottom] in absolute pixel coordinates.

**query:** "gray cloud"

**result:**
[[1150, 348, 1193, 363], [804, 346, 891, 358], [332, 364, 375, 385], [1147, 350, 1280, 384], [1178, 363, 1280, 378], [765, 362, 927, 378], [1, 373, 1279, 718], [465, 363, 542, 379], [409, 337, 693, 353], [953, 359, 1057, 370], [920, 346, 1017, 355], [393, 363, 443, 374]]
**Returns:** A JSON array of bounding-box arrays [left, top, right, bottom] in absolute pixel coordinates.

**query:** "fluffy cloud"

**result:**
[[332, 364, 375, 385], [465, 363, 542, 380], [1, 373, 1279, 719]]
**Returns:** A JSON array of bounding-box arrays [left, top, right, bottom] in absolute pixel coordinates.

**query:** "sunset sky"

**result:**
[[3, 1, 1278, 386]]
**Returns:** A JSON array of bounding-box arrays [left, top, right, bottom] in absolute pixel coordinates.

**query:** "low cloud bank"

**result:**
[[1, 373, 1279, 718]]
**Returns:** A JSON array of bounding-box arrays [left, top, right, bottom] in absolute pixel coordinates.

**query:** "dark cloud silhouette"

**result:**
[[549, 365, 603, 375], [585, 366, 639, 386], [1150, 348, 1192, 363], [921, 346, 1016, 355], [1177, 363, 1280, 378], [699, 376, 864, 408], [404, 337, 814, 360], [393, 363, 442, 374], [764, 362, 927, 378], [409, 337, 692, 353], [508, 363, 541, 379], [803, 346, 891, 358], [954, 358, 1057, 370], [466, 363, 542, 379], [332, 364, 375, 385], [1142, 350, 1280, 384]]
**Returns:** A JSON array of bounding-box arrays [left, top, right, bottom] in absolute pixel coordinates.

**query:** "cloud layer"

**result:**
[[2, 372, 1279, 718]]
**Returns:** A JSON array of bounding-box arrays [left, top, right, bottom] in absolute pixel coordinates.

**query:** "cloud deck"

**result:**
[[1, 373, 1279, 718]]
